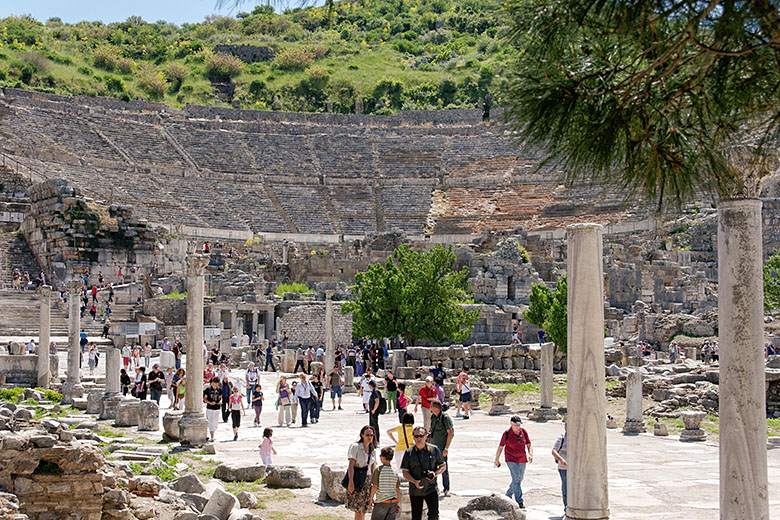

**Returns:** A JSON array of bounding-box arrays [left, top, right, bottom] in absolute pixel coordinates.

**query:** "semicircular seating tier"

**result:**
[[0, 88, 643, 238]]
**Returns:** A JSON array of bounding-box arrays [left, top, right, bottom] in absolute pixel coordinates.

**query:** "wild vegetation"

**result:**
[[0, 0, 509, 113]]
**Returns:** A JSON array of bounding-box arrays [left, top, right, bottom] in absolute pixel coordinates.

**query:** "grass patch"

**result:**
[[158, 289, 187, 299], [275, 282, 314, 296], [224, 479, 265, 495], [0, 388, 25, 402], [98, 428, 124, 438], [128, 462, 144, 474], [605, 380, 621, 390], [492, 382, 539, 394]]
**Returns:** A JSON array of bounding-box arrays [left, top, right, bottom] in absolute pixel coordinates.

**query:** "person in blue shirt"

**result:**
[[264, 342, 276, 372]]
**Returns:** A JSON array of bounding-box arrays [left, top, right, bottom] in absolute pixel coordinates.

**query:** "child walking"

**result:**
[[369, 446, 401, 520], [230, 385, 245, 441], [259, 428, 277, 465], [251, 384, 264, 427]]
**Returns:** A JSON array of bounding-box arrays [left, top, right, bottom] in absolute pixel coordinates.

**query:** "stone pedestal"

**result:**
[[163, 411, 183, 440], [324, 291, 335, 371], [86, 390, 103, 414], [37, 285, 52, 388], [342, 365, 355, 392], [101, 347, 122, 420], [679, 410, 706, 442], [653, 422, 668, 436], [392, 350, 406, 372], [159, 351, 175, 370], [179, 254, 209, 446], [529, 342, 560, 421], [115, 398, 140, 427], [487, 389, 512, 416], [138, 400, 160, 431], [717, 200, 768, 518], [101, 395, 123, 421], [62, 280, 84, 405], [565, 224, 609, 520], [622, 370, 645, 434]]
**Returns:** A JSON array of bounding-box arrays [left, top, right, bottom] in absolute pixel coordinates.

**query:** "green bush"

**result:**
[[204, 52, 244, 82], [137, 66, 166, 100], [275, 282, 314, 296], [104, 75, 125, 92], [159, 289, 187, 299], [273, 47, 315, 70], [93, 45, 120, 71], [0, 388, 25, 402]]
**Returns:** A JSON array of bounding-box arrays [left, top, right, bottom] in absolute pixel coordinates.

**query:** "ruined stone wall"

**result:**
[[214, 44, 274, 63], [278, 302, 352, 346], [143, 297, 186, 325], [0, 355, 59, 386]]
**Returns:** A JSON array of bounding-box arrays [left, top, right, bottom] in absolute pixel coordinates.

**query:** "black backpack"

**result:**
[[377, 394, 387, 414]]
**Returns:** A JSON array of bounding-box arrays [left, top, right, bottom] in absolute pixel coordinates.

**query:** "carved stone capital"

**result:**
[[325, 290, 335, 300], [66, 280, 82, 293], [185, 254, 209, 277], [40, 285, 52, 297]]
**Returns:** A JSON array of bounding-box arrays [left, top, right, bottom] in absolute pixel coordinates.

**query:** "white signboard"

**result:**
[[204, 327, 221, 341], [138, 322, 157, 335]]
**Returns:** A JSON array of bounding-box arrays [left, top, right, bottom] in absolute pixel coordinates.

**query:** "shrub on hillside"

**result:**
[[165, 63, 186, 91], [273, 47, 315, 70], [204, 52, 243, 82], [93, 45, 120, 71], [103, 75, 125, 92], [20, 51, 48, 72], [137, 65, 166, 100]]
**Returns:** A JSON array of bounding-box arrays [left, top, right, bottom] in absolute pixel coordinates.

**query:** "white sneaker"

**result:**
[[455, 411, 462, 418]]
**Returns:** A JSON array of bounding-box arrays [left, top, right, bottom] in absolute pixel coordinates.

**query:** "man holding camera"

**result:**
[[401, 426, 446, 520]]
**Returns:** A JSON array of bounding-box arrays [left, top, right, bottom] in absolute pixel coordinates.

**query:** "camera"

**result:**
[[423, 470, 436, 480]]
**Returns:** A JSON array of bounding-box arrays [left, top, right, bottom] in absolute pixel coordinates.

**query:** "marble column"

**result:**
[[528, 342, 560, 421], [62, 280, 84, 404], [37, 285, 52, 388], [179, 254, 209, 446], [252, 310, 259, 337], [264, 308, 274, 341], [718, 200, 768, 519], [621, 369, 645, 434], [282, 242, 289, 264], [230, 308, 238, 337], [324, 290, 335, 372], [566, 224, 609, 520], [100, 347, 123, 420]]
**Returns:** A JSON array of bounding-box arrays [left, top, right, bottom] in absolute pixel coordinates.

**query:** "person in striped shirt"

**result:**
[[369, 446, 401, 520]]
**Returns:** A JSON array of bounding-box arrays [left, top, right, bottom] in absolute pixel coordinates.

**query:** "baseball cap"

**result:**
[[510, 416, 523, 424], [426, 376, 433, 382]]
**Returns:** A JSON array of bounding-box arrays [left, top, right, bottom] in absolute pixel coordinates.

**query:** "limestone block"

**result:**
[[407, 360, 420, 369], [527, 346, 541, 359], [471, 344, 491, 357], [201, 487, 238, 520], [449, 345, 465, 359], [456, 493, 526, 520], [159, 351, 176, 370], [501, 358, 512, 370], [513, 344, 530, 356], [133, 475, 162, 496], [491, 346, 512, 358], [214, 462, 266, 482], [493, 359, 503, 370], [429, 347, 450, 361], [512, 357, 524, 369], [180, 493, 208, 512], [170, 473, 206, 494], [227, 508, 258, 520], [236, 491, 258, 509], [174, 512, 198, 520], [524, 357, 534, 370], [115, 399, 140, 427], [653, 423, 669, 436], [87, 390, 103, 415], [163, 411, 182, 440], [406, 347, 426, 360], [396, 367, 416, 380], [472, 358, 483, 370], [420, 358, 431, 367], [138, 400, 160, 431], [265, 465, 311, 489], [318, 464, 346, 503]]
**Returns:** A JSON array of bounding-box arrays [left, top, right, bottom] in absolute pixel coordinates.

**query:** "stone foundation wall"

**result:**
[[143, 297, 186, 325], [278, 302, 352, 346], [0, 355, 59, 386]]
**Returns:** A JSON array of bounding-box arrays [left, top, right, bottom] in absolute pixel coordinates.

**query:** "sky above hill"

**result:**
[[0, 0, 313, 25]]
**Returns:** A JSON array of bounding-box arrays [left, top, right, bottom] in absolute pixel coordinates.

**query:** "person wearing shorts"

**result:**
[[229, 385, 245, 441], [459, 374, 472, 419], [328, 365, 343, 410], [203, 377, 222, 441]]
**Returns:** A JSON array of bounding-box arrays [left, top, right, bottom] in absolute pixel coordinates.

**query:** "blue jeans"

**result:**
[[246, 384, 255, 404], [506, 462, 526, 505], [299, 397, 311, 426], [310, 397, 320, 419], [559, 468, 567, 507]]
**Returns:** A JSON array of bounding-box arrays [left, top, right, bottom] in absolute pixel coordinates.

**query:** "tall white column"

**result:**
[[100, 347, 123, 420], [179, 254, 209, 445], [252, 310, 259, 337], [62, 280, 84, 404], [566, 223, 609, 520], [37, 285, 52, 388], [718, 199, 768, 519], [529, 341, 560, 421], [325, 290, 335, 372], [230, 308, 238, 337], [264, 308, 274, 341]]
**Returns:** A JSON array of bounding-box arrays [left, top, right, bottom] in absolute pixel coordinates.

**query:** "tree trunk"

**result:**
[[718, 198, 768, 520]]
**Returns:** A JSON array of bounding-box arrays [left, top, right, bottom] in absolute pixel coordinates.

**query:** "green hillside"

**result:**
[[0, 0, 512, 113]]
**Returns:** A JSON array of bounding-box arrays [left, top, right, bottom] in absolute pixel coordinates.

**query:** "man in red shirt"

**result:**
[[414, 376, 438, 431], [493, 416, 533, 509]]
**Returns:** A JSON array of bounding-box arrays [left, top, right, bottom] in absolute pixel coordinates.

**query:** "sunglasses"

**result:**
[[413, 434, 426, 438], [364, 432, 375, 437]]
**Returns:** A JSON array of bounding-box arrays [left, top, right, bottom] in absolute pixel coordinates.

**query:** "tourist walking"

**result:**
[[294, 344, 306, 373], [120, 368, 131, 396], [132, 366, 147, 400], [251, 384, 264, 427], [400, 426, 446, 520], [289, 382, 299, 423], [397, 383, 409, 423], [165, 367, 175, 405], [276, 376, 292, 427], [455, 368, 469, 417], [132, 344, 140, 367], [246, 362, 259, 403], [368, 380, 382, 438], [147, 364, 164, 404], [259, 427, 277, 465], [203, 377, 223, 442], [143, 343, 152, 368], [88, 344, 98, 375], [385, 370, 398, 414], [361, 371, 374, 413], [552, 421, 568, 509], [306, 345, 316, 373], [458, 371, 472, 420], [311, 373, 323, 423], [221, 375, 232, 422], [264, 342, 276, 372], [428, 401, 454, 497], [493, 416, 533, 509], [102, 318, 111, 339], [369, 446, 401, 520], [294, 373, 314, 427], [386, 412, 415, 474], [122, 343, 131, 368], [345, 425, 376, 520], [174, 369, 186, 410], [328, 364, 343, 410], [414, 377, 438, 431], [229, 385, 245, 441]]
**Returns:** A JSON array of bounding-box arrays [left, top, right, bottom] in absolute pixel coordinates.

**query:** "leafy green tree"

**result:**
[[766, 251, 780, 313], [342, 244, 479, 345], [544, 275, 567, 354], [524, 282, 552, 329]]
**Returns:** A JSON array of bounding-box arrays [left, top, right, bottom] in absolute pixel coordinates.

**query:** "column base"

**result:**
[[488, 405, 513, 416], [61, 380, 85, 405], [621, 420, 646, 434], [565, 506, 609, 519], [37, 371, 51, 390], [178, 412, 209, 446], [528, 406, 561, 422], [100, 394, 123, 420], [679, 428, 706, 442]]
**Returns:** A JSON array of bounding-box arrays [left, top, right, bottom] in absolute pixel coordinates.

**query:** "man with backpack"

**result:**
[[428, 400, 454, 498], [368, 379, 385, 438], [493, 416, 533, 509]]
